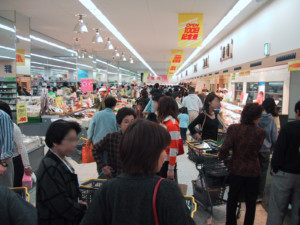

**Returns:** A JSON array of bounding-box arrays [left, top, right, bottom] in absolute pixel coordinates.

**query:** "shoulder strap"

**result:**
[[153, 178, 165, 225], [201, 113, 207, 131]]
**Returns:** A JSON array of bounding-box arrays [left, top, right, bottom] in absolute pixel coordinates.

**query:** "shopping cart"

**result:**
[[79, 179, 197, 218], [9, 187, 31, 202]]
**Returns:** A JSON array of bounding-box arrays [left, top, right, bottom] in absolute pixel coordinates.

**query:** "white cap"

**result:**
[[99, 87, 107, 92]]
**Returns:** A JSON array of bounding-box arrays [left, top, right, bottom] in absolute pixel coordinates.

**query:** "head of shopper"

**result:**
[[0, 101, 13, 119], [119, 119, 171, 174], [70, 86, 76, 93], [45, 120, 81, 157], [295, 100, 300, 120], [154, 83, 159, 89], [105, 97, 117, 109], [241, 103, 263, 125], [152, 93, 164, 112], [157, 96, 179, 122], [204, 92, 220, 114], [262, 98, 278, 117], [116, 107, 136, 133], [99, 87, 107, 98], [141, 89, 148, 98], [130, 84, 135, 90]]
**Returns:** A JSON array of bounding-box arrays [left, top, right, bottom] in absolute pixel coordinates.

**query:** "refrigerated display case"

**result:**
[[23, 135, 45, 172], [234, 83, 243, 103], [221, 102, 243, 127], [246, 82, 259, 103], [265, 82, 283, 112]]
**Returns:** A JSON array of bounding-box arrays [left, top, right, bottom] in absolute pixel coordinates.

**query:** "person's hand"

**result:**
[[143, 111, 147, 116], [167, 169, 175, 180], [79, 200, 88, 208], [102, 166, 113, 177], [194, 133, 202, 141], [24, 167, 33, 176], [0, 165, 7, 176]]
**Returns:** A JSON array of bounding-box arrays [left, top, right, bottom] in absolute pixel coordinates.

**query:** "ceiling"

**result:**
[[0, 0, 243, 75]]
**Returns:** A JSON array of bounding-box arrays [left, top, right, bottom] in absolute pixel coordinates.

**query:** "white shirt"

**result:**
[[182, 94, 203, 112]]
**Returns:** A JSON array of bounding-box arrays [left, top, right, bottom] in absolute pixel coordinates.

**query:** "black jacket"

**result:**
[[80, 173, 195, 225], [271, 120, 300, 174], [0, 186, 37, 225], [36, 151, 86, 225]]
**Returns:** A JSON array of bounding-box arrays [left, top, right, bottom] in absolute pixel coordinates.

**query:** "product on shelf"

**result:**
[[220, 102, 243, 127]]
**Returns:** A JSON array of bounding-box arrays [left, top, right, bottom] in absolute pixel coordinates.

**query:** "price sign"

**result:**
[[16, 103, 28, 124]]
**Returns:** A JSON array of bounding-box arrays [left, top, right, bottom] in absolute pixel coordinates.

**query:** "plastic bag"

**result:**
[[82, 140, 95, 163]]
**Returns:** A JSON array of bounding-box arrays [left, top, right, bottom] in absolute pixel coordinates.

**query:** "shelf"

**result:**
[[0, 87, 16, 89], [265, 92, 283, 95], [0, 97, 16, 99], [0, 92, 15, 94]]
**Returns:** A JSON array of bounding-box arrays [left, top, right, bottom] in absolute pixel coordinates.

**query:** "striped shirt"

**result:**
[[162, 116, 180, 170], [0, 110, 14, 160]]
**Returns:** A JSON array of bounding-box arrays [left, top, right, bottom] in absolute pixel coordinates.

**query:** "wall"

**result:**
[[183, 0, 300, 79], [289, 71, 300, 120]]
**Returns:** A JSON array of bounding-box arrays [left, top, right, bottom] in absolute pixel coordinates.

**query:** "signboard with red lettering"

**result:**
[[81, 79, 93, 92], [178, 14, 203, 47]]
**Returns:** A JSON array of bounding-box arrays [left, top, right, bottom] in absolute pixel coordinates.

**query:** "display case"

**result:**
[[265, 82, 283, 112], [234, 82, 243, 102], [246, 82, 259, 103], [221, 102, 242, 127], [0, 77, 17, 111], [23, 135, 45, 172]]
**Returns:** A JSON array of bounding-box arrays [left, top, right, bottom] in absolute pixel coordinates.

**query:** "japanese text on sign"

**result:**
[[16, 103, 28, 124]]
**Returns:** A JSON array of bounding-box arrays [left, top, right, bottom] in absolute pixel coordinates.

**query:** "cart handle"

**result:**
[[184, 195, 197, 218], [9, 187, 30, 203]]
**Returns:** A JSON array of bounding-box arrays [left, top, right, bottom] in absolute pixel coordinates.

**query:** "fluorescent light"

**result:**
[[31, 53, 92, 69], [174, 0, 252, 77], [0, 46, 15, 51], [32, 61, 77, 71], [0, 55, 15, 60], [78, 0, 157, 76], [0, 24, 15, 33], [96, 59, 118, 69], [31, 66, 45, 69], [25, 55, 31, 58], [30, 35, 77, 55], [16, 35, 31, 42]]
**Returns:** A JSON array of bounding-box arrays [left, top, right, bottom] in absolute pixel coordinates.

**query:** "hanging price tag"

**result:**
[[16, 103, 28, 124]]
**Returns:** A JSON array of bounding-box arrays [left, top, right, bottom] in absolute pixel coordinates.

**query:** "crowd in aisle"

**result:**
[[0, 82, 299, 225]]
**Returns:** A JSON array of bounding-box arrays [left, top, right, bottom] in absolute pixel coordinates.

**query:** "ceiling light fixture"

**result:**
[[0, 45, 15, 51], [32, 61, 76, 71], [0, 55, 15, 60], [107, 38, 114, 50], [78, 0, 157, 75], [92, 28, 103, 43], [16, 35, 31, 42], [174, 0, 252, 77], [0, 24, 15, 33], [74, 14, 88, 33], [122, 52, 126, 61], [30, 35, 77, 55], [129, 56, 134, 64], [114, 48, 120, 57]]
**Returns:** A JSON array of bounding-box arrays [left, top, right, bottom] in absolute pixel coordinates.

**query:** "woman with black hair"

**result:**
[[36, 120, 87, 225], [188, 92, 225, 141], [257, 98, 278, 200], [219, 103, 266, 225], [81, 120, 195, 225]]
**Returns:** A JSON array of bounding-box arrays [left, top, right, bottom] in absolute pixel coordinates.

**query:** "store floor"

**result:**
[[28, 145, 292, 225]]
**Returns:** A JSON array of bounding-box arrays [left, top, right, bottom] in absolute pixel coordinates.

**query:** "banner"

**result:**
[[161, 75, 168, 83], [16, 103, 28, 124], [143, 71, 148, 83], [288, 60, 300, 71], [81, 79, 93, 92], [178, 14, 203, 47], [16, 49, 25, 66], [167, 49, 184, 78], [78, 70, 88, 81]]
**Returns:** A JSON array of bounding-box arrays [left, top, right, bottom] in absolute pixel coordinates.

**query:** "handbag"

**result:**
[[199, 112, 207, 139], [82, 140, 95, 163], [153, 178, 165, 225], [177, 138, 184, 156]]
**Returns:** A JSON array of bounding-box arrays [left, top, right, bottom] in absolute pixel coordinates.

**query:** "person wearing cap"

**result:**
[[98, 87, 112, 111]]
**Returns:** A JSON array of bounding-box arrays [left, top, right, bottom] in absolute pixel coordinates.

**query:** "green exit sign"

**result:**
[[264, 43, 270, 56]]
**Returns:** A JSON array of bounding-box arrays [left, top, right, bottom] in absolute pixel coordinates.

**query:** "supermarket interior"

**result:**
[[0, 0, 300, 225]]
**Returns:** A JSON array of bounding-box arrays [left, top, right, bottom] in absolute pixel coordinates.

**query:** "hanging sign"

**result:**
[[81, 79, 93, 92], [143, 71, 148, 83], [167, 50, 184, 78], [16, 49, 25, 66], [288, 60, 300, 71], [78, 70, 88, 81], [161, 75, 168, 83], [178, 14, 203, 47], [16, 103, 28, 124]]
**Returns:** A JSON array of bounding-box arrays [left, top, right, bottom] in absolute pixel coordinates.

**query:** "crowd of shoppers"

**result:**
[[0, 81, 299, 225]]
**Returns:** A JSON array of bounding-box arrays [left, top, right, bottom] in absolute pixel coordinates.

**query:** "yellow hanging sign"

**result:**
[[288, 60, 300, 71], [143, 71, 148, 84], [178, 14, 203, 48], [167, 50, 184, 78], [16, 49, 25, 66], [16, 103, 28, 124]]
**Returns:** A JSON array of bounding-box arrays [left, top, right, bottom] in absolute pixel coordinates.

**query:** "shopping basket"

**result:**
[[79, 179, 107, 204], [187, 140, 219, 164], [9, 187, 30, 202], [184, 195, 197, 218]]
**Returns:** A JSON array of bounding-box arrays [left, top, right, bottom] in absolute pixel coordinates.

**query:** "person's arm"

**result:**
[[87, 116, 96, 143], [181, 98, 186, 107], [158, 180, 196, 225], [92, 135, 108, 169], [218, 125, 234, 161], [168, 124, 179, 174], [143, 99, 152, 114], [271, 125, 287, 172], [188, 114, 203, 135], [13, 125, 32, 175], [271, 120, 278, 147], [217, 114, 227, 130], [38, 164, 86, 221]]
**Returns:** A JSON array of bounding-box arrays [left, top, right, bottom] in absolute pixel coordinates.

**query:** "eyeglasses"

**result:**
[[63, 138, 79, 144]]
